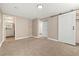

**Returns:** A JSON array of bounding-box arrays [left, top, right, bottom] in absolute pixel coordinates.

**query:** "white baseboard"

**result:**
[[32, 36, 41, 38], [48, 37, 76, 45], [48, 37, 65, 44], [48, 37, 66, 43], [15, 35, 41, 40], [15, 36, 32, 40], [0, 39, 4, 47], [48, 37, 58, 42]]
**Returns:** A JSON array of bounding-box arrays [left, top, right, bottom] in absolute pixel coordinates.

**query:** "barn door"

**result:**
[[58, 11, 76, 45]]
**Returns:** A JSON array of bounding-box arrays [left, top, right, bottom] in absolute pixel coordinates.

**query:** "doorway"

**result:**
[[3, 15, 15, 42], [42, 21, 48, 37]]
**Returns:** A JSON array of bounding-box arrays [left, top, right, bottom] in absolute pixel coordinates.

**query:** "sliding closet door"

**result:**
[[58, 11, 76, 45]]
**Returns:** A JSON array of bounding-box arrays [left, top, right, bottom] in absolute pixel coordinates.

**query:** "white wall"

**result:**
[[15, 17, 32, 40]]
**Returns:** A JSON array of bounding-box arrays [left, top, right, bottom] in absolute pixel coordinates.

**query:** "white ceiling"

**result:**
[[0, 3, 79, 19]]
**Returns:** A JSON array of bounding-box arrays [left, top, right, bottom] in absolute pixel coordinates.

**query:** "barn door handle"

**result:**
[[73, 26, 74, 30]]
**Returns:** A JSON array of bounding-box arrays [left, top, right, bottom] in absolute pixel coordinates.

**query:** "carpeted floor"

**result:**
[[0, 37, 79, 56]]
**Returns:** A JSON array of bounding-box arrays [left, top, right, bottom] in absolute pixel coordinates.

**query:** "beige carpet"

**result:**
[[0, 37, 79, 56]]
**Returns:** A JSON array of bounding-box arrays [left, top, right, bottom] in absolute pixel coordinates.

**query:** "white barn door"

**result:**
[[58, 11, 76, 45]]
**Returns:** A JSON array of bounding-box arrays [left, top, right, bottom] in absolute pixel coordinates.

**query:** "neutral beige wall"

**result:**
[[32, 19, 38, 36], [32, 16, 58, 39], [15, 17, 32, 40], [76, 10, 79, 43], [76, 10, 79, 19], [48, 16, 58, 39], [0, 12, 2, 44], [76, 20, 79, 43], [28, 20, 32, 36]]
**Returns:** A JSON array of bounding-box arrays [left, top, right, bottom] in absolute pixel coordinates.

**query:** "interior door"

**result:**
[[6, 23, 14, 37], [42, 21, 48, 37], [58, 11, 76, 45]]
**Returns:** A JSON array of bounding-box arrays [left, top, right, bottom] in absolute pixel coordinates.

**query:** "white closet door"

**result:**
[[58, 11, 76, 45]]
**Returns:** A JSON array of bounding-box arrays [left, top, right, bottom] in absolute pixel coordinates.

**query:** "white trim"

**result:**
[[48, 37, 58, 42], [0, 13, 5, 47], [48, 37, 69, 43], [31, 36, 40, 38], [15, 36, 31, 40], [48, 37, 76, 45], [15, 35, 41, 40], [0, 39, 4, 47]]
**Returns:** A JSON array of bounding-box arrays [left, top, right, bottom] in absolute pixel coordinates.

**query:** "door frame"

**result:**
[[41, 21, 48, 37], [2, 14, 16, 41]]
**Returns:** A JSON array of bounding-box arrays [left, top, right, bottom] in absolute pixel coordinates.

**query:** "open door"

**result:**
[[3, 15, 15, 42], [58, 11, 76, 45]]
